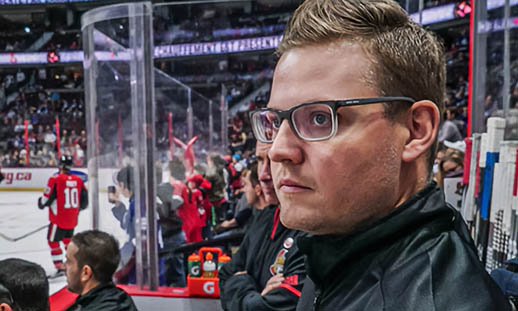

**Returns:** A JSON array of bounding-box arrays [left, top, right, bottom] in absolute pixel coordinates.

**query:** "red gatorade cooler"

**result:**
[[187, 247, 223, 298]]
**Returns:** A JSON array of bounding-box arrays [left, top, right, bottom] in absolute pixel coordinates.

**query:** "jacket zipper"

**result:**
[[313, 288, 321, 311]]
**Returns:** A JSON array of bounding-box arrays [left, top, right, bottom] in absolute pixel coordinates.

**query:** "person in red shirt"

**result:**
[[187, 174, 208, 243], [38, 155, 88, 274]]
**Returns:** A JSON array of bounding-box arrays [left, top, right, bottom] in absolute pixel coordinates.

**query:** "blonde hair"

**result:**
[[278, 0, 446, 171], [279, 0, 446, 115]]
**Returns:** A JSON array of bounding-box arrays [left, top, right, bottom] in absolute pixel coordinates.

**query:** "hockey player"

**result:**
[[38, 155, 88, 275]]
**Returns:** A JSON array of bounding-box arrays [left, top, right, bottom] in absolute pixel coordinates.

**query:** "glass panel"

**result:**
[[472, 0, 517, 134], [82, 2, 158, 289], [82, 0, 297, 293]]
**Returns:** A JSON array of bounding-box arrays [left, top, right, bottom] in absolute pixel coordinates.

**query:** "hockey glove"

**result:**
[[38, 197, 46, 210]]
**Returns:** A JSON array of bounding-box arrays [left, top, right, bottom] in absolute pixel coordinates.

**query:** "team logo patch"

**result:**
[[270, 248, 288, 275], [283, 237, 294, 249], [283, 275, 299, 286]]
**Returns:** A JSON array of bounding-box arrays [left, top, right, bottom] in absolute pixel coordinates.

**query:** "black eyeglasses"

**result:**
[[249, 97, 415, 143]]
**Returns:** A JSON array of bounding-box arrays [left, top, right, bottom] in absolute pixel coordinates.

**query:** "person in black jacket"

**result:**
[[65, 230, 137, 311], [0, 258, 49, 311], [249, 0, 512, 310], [219, 142, 307, 310], [156, 165, 187, 288], [214, 162, 268, 236]]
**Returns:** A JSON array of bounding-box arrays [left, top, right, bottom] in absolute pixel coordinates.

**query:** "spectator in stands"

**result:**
[[110, 166, 137, 284], [484, 94, 498, 120], [0, 83, 5, 110], [169, 159, 199, 244], [186, 174, 207, 242], [156, 170, 187, 288], [254, 0, 511, 309], [436, 150, 464, 188], [0, 258, 49, 311], [205, 154, 228, 224], [215, 162, 265, 235], [454, 75, 468, 106], [219, 142, 307, 310], [43, 126, 57, 149], [78, 130, 87, 151], [65, 230, 137, 311], [438, 108, 463, 143], [511, 84, 518, 109], [196, 171, 214, 240]]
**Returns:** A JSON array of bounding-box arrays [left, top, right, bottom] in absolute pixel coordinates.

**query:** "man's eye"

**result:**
[[311, 113, 330, 126], [265, 113, 280, 129]]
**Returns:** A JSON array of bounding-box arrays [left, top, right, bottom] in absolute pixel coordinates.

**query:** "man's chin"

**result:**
[[279, 205, 316, 232], [264, 191, 279, 205], [67, 285, 81, 295]]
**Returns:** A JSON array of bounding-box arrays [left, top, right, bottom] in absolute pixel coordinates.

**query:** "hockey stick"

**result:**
[[0, 224, 47, 242], [480, 118, 506, 269]]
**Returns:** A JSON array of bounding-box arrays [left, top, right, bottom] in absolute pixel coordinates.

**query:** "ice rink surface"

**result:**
[[0, 190, 126, 295]]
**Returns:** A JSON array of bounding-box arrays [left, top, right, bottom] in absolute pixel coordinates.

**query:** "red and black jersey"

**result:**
[[219, 205, 307, 310], [42, 173, 88, 229]]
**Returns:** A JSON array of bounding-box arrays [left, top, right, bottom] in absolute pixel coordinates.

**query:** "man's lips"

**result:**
[[278, 178, 311, 193]]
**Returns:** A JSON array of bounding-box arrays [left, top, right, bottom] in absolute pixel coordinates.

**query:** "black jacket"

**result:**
[[66, 283, 138, 311], [156, 182, 183, 237], [220, 205, 307, 310], [296, 184, 511, 311]]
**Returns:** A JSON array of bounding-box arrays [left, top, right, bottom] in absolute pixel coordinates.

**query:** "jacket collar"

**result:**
[[297, 183, 454, 285], [261, 204, 284, 240], [75, 283, 115, 306]]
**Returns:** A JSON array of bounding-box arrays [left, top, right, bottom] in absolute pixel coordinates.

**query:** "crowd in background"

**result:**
[[0, 0, 465, 54], [153, 4, 290, 46], [0, 31, 477, 169], [0, 67, 85, 167], [0, 0, 469, 55]]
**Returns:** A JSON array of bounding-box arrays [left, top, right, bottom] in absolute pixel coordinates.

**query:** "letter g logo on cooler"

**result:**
[[203, 281, 215, 295], [191, 266, 200, 276]]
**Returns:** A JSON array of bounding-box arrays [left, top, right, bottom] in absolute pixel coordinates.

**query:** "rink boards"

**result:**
[[0, 189, 222, 310]]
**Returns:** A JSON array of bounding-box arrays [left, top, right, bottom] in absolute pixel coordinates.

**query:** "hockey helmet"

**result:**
[[59, 155, 73, 170]]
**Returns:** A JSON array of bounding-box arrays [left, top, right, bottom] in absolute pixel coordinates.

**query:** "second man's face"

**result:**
[[256, 142, 279, 205], [242, 173, 258, 206], [65, 242, 83, 294]]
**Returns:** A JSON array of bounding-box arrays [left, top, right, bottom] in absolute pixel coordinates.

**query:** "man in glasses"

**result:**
[[250, 0, 511, 310]]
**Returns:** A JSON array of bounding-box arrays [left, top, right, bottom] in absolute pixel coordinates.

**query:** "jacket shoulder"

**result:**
[[76, 286, 137, 311], [382, 231, 511, 310]]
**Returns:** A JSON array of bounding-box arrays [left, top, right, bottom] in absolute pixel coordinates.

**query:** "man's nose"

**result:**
[[269, 120, 303, 165], [259, 159, 272, 182]]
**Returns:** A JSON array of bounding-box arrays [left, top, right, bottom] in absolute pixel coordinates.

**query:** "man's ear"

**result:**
[[402, 100, 440, 163], [81, 265, 94, 283], [0, 303, 13, 311], [254, 184, 262, 196]]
